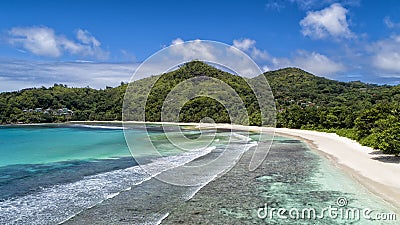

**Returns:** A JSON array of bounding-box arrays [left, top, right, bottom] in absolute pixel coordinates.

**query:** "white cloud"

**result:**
[[233, 38, 256, 51], [294, 0, 360, 9], [0, 60, 136, 92], [171, 38, 184, 45], [76, 29, 101, 47], [383, 16, 400, 29], [265, 1, 286, 11], [139, 38, 264, 78], [291, 0, 322, 10], [266, 0, 360, 11], [233, 38, 344, 76], [370, 35, 400, 75], [292, 51, 345, 75], [7, 26, 109, 60], [232, 37, 345, 76], [251, 48, 269, 60], [270, 57, 292, 69], [300, 3, 353, 39], [384, 17, 395, 28], [8, 27, 61, 57], [233, 38, 269, 60], [12, 38, 257, 90], [169, 39, 217, 61], [261, 65, 271, 72], [270, 51, 345, 76]]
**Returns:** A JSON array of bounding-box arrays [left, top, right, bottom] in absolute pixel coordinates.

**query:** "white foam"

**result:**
[[231, 133, 252, 142], [73, 124, 124, 130], [185, 186, 204, 200], [106, 192, 120, 200], [0, 146, 215, 225], [182, 141, 258, 201], [0, 165, 149, 225], [154, 212, 169, 225], [0, 130, 258, 225]]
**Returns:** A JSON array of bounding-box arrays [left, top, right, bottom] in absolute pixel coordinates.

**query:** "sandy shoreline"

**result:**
[[273, 128, 400, 211], [69, 121, 400, 210]]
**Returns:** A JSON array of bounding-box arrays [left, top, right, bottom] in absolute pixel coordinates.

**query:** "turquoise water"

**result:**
[[311, 145, 399, 224], [255, 136, 399, 225], [0, 124, 241, 224], [0, 124, 132, 166]]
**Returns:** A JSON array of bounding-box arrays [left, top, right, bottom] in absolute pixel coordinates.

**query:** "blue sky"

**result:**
[[1, 0, 400, 91]]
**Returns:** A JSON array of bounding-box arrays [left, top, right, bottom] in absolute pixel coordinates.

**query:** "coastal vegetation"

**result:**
[[0, 61, 398, 155], [266, 68, 400, 155], [0, 83, 127, 123]]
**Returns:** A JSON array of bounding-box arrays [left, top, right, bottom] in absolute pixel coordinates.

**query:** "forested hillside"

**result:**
[[265, 68, 400, 155], [123, 61, 272, 125], [0, 83, 127, 123], [0, 61, 399, 154], [265, 67, 399, 129]]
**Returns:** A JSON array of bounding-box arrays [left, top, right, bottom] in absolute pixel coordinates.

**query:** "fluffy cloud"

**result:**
[[292, 51, 345, 75], [300, 3, 353, 39], [233, 38, 255, 51], [370, 35, 400, 75], [77, 29, 101, 46], [169, 38, 217, 61], [7, 26, 109, 59], [270, 51, 345, 76], [8, 27, 61, 57], [171, 38, 184, 45], [233, 38, 269, 60], [232, 38, 344, 76]]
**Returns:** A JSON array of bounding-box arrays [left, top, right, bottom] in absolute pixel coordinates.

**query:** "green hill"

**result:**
[[0, 61, 399, 154], [123, 61, 274, 125], [264, 67, 399, 155], [265, 68, 399, 129]]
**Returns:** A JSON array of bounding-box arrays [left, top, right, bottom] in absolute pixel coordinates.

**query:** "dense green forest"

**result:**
[[0, 83, 127, 123], [122, 61, 273, 125], [265, 68, 399, 155], [0, 61, 399, 155]]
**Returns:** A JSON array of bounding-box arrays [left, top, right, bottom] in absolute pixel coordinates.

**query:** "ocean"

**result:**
[[0, 124, 397, 224], [0, 124, 256, 224]]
